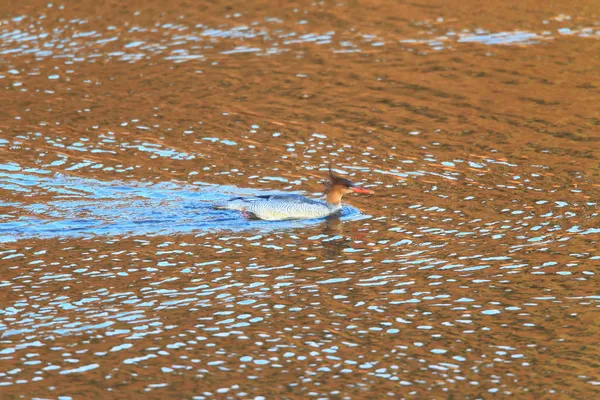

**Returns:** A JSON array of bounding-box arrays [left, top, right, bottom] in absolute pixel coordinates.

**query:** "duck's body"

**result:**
[[213, 166, 373, 221], [214, 194, 341, 221]]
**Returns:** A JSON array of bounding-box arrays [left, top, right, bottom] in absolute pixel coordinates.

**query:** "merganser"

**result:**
[[214, 167, 374, 221]]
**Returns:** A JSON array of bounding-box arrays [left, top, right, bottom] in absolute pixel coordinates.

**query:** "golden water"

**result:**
[[1, 0, 599, 398]]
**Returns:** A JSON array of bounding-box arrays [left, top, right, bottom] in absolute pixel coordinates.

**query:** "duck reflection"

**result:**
[[324, 214, 343, 235], [320, 214, 347, 259]]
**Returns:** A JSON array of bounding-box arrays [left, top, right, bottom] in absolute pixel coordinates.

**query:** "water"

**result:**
[[1, 0, 599, 398]]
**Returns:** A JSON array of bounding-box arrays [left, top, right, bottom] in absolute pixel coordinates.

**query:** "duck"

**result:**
[[213, 166, 374, 221]]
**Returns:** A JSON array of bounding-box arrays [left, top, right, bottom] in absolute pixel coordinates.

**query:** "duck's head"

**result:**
[[325, 166, 374, 205]]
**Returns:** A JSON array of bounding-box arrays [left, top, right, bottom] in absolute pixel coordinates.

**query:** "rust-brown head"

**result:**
[[324, 166, 374, 205]]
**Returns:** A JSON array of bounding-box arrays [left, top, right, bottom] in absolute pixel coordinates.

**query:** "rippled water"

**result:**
[[0, 169, 365, 242], [1, 0, 599, 398]]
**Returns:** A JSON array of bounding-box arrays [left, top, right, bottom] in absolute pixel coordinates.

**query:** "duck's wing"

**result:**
[[231, 194, 318, 204], [214, 194, 320, 211]]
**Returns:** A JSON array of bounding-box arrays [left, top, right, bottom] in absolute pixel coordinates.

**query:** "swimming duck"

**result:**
[[213, 166, 374, 221]]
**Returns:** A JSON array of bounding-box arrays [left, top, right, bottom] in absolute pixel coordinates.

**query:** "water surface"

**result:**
[[1, 0, 599, 398]]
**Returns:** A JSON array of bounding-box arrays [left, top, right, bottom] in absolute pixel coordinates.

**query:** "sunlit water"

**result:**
[[1, 0, 599, 398]]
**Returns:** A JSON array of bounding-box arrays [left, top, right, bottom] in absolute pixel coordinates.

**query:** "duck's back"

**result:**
[[214, 194, 339, 220]]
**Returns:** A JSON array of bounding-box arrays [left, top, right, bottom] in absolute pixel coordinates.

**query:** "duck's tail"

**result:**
[[212, 198, 246, 211]]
